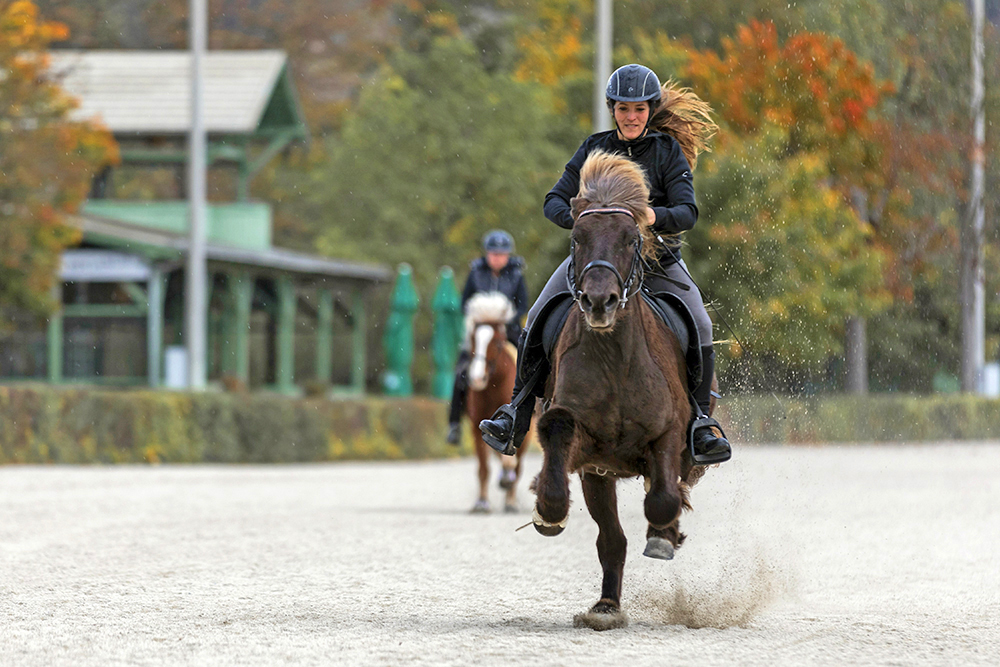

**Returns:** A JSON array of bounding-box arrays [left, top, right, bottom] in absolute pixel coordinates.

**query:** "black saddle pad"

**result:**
[[521, 290, 703, 388]]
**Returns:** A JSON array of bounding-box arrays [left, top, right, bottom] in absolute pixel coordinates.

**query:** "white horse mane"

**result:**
[[464, 292, 515, 340]]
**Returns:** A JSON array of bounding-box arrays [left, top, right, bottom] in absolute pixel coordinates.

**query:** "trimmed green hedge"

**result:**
[[717, 394, 1000, 443], [1, 386, 998, 464], [0, 385, 457, 464]]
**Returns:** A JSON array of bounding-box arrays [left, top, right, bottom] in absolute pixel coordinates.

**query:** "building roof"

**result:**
[[48, 50, 301, 135], [71, 214, 392, 283]]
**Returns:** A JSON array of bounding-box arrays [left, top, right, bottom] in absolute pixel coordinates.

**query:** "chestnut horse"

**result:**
[[530, 151, 712, 630], [464, 292, 527, 514]]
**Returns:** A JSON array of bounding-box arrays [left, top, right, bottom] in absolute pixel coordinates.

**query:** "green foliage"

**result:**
[[689, 128, 889, 367], [308, 35, 565, 289], [0, 385, 458, 464], [719, 393, 1000, 443], [2, 384, 997, 463]]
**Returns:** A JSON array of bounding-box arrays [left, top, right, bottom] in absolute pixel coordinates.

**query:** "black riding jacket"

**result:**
[[461, 256, 529, 342], [544, 129, 697, 265]]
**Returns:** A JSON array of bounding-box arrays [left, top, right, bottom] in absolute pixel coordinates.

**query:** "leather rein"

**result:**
[[565, 207, 645, 311]]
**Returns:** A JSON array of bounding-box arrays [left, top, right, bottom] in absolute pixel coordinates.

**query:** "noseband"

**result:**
[[566, 208, 645, 310]]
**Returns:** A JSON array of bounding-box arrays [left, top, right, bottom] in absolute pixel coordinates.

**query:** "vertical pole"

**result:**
[[233, 272, 253, 384], [185, 0, 208, 389], [351, 287, 367, 394], [316, 287, 333, 386], [962, 0, 986, 394], [47, 282, 63, 384], [593, 0, 613, 134], [845, 316, 868, 394], [147, 267, 165, 387], [276, 276, 296, 394]]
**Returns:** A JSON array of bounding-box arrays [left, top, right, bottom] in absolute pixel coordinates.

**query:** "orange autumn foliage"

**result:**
[[685, 20, 891, 185], [0, 0, 118, 318]]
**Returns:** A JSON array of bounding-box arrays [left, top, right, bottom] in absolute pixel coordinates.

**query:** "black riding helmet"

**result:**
[[606, 65, 662, 139], [482, 229, 515, 254]]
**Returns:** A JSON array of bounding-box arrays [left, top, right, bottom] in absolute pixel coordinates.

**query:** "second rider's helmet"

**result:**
[[605, 64, 662, 111], [482, 229, 515, 254]]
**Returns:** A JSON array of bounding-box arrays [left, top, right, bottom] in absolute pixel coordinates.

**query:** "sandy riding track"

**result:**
[[2, 443, 998, 666]]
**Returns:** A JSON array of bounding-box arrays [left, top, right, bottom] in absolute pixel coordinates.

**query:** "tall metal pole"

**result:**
[[593, 0, 612, 134], [961, 0, 985, 394], [185, 0, 208, 389]]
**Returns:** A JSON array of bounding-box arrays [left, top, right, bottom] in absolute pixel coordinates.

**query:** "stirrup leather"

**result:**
[[687, 415, 731, 465]]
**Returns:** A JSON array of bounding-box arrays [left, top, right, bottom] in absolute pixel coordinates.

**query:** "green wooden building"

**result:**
[[0, 50, 389, 393]]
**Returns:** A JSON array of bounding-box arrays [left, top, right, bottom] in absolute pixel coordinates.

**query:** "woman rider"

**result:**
[[446, 230, 529, 445], [479, 63, 731, 464]]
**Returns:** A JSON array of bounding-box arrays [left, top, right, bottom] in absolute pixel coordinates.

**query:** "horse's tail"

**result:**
[[650, 80, 718, 170]]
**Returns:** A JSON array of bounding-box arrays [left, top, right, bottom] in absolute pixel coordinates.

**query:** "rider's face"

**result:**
[[486, 252, 510, 272], [614, 101, 650, 141]]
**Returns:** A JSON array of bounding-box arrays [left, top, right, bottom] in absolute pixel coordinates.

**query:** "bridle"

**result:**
[[566, 207, 645, 311]]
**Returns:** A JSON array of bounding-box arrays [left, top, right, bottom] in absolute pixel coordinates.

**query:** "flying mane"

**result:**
[[573, 150, 658, 261]]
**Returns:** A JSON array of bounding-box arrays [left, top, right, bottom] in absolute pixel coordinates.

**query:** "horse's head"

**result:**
[[464, 292, 515, 390], [568, 150, 657, 331]]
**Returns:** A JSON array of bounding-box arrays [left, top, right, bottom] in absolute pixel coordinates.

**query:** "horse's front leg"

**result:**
[[643, 429, 686, 559], [532, 406, 574, 536], [470, 426, 491, 514], [573, 471, 629, 630]]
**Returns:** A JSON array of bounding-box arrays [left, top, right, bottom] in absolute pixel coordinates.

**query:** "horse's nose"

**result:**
[[581, 290, 619, 315]]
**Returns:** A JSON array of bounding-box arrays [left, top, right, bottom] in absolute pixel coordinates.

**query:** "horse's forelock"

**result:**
[[464, 292, 514, 340], [576, 150, 657, 259]]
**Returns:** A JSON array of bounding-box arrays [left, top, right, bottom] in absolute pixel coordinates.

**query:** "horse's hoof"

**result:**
[[531, 506, 567, 536], [470, 499, 490, 514], [643, 536, 675, 560], [498, 469, 517, 490], [504, 503, 518, 514], [573, 600, 629, 631]]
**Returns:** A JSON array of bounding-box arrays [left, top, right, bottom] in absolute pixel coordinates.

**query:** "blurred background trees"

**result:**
[[9, 0, 1000, 393], [0, 0, 117, 324]]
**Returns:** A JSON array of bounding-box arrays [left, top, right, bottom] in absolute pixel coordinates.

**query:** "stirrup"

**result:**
[[688, 415, 731, 465], [480, 404, 518, 456]]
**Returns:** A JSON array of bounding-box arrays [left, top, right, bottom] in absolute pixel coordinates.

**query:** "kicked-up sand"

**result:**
[[1, 442, 998, 666]]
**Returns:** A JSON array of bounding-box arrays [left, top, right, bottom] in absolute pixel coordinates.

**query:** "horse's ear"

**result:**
[[570, 196, 590, 222]]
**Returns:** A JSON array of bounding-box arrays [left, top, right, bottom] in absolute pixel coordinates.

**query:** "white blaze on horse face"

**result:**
[[468, 324, 495, 390]]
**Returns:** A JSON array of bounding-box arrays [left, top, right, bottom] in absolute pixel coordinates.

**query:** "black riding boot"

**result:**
[[479, 333, 545, 456], [446, 351, 470, 445], [690, 345, 732, 464]]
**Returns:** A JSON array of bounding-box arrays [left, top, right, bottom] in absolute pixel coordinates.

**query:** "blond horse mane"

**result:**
[[572, 150, 658, 261], [464, 292, 515, 341]]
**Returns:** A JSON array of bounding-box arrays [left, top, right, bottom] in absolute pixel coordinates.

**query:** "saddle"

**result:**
[[518, 288, 703, 390]]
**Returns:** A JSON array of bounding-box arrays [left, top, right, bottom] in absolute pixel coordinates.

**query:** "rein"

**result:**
[[566, 208, 645, 311]]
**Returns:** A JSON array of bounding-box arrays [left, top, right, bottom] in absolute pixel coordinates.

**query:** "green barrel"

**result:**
[[431, 266, 464, 399], [382, 264, 420, 396]]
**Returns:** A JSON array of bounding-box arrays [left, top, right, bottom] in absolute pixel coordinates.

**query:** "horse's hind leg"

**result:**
[[643, 433, 685, 559], [572, 472, 629, 630], [532, 407, 574, 536]]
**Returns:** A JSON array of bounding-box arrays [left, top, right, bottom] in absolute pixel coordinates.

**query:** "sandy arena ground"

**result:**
[[1, 442, 998, 666]]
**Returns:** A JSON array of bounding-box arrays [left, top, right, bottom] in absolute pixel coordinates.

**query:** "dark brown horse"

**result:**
[[530, 150, 712, 630], [464, 293, 527, 513]]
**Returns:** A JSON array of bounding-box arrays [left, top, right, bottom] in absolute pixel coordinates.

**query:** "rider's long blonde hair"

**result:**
[[650, 80, 718, 169]]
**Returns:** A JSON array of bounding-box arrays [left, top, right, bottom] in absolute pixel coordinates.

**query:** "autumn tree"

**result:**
[[635, 22, 893, 389], [0, 0, 118, 321]]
